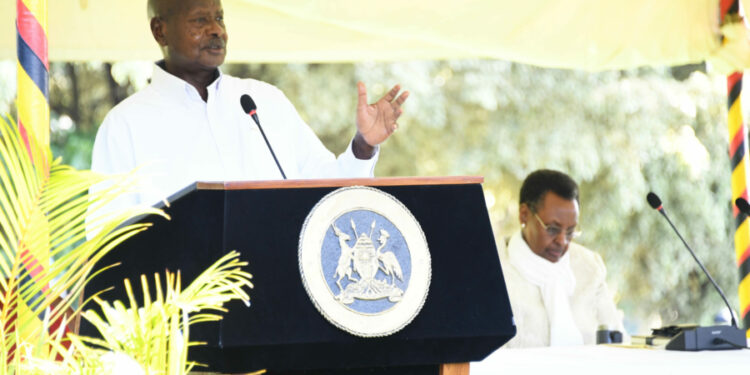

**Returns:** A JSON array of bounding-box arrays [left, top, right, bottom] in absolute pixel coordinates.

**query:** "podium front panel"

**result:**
[[83, 181, 516, 373]]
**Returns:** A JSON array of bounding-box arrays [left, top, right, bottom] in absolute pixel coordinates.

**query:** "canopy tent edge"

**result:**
[[0, 0, 745, 73]]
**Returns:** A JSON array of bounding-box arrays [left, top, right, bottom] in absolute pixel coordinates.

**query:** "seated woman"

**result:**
[[499, 169, 625, 347]]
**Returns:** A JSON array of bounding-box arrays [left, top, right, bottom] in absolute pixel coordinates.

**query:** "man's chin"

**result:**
[[543, 249, 564, 263], [199, 54, 226, 69]]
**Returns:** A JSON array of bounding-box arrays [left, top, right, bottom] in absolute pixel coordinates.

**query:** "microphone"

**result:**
[[646, 192, 746, 350], [240, 94, 287, 179], [735, 197, 750, 216], [646, 192, 663, 211]]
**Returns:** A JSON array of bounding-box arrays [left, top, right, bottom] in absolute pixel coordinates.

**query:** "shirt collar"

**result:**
[[151, 60, 224, 101]]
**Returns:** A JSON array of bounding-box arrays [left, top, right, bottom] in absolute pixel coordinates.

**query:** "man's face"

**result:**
[[152, 0, 228, 74], [520, 192, 579, 263]]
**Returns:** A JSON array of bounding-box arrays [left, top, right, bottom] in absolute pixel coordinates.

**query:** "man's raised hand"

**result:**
[[355, 82, 409, 147]]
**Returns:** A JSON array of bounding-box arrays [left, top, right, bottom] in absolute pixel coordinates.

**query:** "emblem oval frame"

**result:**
[[298, 186, 431, 337]]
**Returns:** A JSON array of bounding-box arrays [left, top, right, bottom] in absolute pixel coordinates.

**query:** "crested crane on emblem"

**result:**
[[332, 219, 404, 305]]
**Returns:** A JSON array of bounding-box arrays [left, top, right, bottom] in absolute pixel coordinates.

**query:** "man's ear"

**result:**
[[519, 203, 529, 226], [150, 17, 168, 46]]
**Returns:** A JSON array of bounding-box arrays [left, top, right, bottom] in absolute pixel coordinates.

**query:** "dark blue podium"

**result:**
[[83, 177, 516, 374]]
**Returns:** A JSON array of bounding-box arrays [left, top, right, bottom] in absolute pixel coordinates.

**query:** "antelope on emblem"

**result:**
[[332, 223, 355, 290]]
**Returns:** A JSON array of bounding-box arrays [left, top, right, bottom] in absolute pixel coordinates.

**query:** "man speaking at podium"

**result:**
[[91, 0, 408, 209], [499, 170, 624, 347]]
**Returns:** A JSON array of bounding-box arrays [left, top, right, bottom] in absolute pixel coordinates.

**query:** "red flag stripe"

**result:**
[[730, 124, 746, 157], [719, 0, 737, 22], [728, 72, 742, 96], [19, 249, 49, 292], [16, 0, 48, 70], [17, 120, 33, 158]]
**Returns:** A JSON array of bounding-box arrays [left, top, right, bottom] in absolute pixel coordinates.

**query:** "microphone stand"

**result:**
[[648, 193, 747, 351]]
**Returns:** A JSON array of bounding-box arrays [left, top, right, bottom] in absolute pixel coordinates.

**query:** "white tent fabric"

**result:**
[[0, 0, 747, 71]]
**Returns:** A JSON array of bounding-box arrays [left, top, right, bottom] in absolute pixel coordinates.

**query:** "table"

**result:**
[[471, 345, 750, 375]]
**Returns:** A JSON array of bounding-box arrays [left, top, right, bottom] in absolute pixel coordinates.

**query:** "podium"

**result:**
[[82, 177, 516, 374]]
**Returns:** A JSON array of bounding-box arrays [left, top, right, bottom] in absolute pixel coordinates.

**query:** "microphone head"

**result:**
[[646, 192, 662, 210], [240, 94, 256, 114], [736, 197, 750, 214]]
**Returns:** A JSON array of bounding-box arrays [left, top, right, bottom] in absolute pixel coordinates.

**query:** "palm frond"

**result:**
[[0, 115, 167, 367], [51, 251, 253, 375], [1, 115, 259, 375]]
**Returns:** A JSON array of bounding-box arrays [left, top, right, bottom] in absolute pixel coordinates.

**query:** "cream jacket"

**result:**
[[499, 233, 625, 348]]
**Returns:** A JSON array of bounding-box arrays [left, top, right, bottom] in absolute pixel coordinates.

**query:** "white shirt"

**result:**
[[91, 62, 378, 209], [499, 232, 625, 348]]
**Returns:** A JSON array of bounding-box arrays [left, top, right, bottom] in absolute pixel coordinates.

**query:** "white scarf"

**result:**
[[507, 231, 583, 346]]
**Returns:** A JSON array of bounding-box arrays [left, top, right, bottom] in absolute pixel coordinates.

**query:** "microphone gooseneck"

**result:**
[[239, 94, 287, 179], [647, 192, 738, 328]]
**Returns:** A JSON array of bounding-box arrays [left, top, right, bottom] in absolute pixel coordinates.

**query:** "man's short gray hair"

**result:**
[[147, 0, 176, 19]]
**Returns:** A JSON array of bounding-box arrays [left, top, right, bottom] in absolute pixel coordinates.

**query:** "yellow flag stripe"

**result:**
[[729, 98, 743, 138], [735, 219, 750, 263], [740, 274, 749, 315], [731, 159, 747, 198], [16, 62, 49, 147]]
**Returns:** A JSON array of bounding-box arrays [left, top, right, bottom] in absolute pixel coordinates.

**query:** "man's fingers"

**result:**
[[394, 91, 410, 106], [382, 84, 401, 102], [357, 82, 368, 107]]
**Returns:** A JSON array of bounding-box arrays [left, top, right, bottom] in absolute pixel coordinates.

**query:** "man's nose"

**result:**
[[207, 19, 225, 36], [553, 231, 569, 245]]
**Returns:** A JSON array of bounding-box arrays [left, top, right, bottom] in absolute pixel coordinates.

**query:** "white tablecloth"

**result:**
[[471, 345, 750, 375]]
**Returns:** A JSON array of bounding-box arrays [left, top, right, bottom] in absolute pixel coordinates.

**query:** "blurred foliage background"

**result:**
[[0, 59, 739, 334]]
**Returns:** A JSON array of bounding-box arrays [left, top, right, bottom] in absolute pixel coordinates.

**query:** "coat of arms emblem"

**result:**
[[299, 186, 431, 337], [329, 216, 405, 307]]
